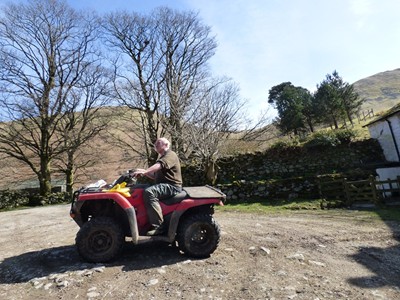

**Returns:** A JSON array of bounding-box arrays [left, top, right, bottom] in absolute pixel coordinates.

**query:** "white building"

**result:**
[[365, 103, 400, 163], [365, 104, 400, 196]]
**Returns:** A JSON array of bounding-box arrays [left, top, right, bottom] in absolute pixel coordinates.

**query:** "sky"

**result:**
[[5, 0, 400, 121]]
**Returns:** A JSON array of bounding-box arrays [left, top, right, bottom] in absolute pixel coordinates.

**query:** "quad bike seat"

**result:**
[[161, 185, 225, 205], [161, 190, 188, 205]]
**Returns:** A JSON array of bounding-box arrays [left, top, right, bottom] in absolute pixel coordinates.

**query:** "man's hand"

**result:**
[[132, 163, 161, 180], [132, 169, 146, 178]]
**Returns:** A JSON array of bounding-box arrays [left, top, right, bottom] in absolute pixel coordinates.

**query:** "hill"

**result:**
[[0, 69, 399, 191], [353, 68, 400, 114]]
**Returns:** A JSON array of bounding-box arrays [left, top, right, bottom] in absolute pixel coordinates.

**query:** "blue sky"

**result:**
[[5, 0, 400, 120]]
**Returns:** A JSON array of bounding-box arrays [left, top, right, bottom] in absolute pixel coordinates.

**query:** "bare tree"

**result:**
[[239, 107, 276, 144], [156, 7, 217, 155], [0, 0, 103, 198], [183, 78, 246, 184], [101, 7, 217, 165], [100, 107, 154, 170], [101, 10, 162, 165], [53, 65, 114, 196]]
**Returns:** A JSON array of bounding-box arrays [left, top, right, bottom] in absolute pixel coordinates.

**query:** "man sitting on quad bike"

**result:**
[[133, 137, 182, 236], [70, 137, 225, 262]]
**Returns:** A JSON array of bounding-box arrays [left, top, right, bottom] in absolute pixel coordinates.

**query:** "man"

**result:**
[[133, 137, 182, 236]]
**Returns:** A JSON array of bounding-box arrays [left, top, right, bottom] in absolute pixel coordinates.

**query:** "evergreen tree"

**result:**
[[314, 71, 364, 128], [268, 82, 315, 135]]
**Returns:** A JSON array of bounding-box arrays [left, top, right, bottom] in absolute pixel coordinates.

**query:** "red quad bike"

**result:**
[[70, 173, 226, 263]]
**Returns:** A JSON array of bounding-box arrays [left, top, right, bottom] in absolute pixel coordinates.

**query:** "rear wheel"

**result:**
[[177, 213, 220, 258], [76, 217, 124, 263]]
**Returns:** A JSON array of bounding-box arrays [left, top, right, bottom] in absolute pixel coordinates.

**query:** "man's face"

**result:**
[[154, 139, 166, 154]]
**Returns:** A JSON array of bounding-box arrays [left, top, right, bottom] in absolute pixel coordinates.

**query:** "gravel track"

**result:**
[[0, 205, 399, 299]]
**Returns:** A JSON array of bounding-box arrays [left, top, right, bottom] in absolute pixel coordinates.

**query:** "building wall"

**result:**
[[368, 113, 400, 162], [376, 166, 400, 197]]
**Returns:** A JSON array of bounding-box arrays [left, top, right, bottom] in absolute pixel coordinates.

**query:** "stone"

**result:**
[[308, 260, 326, 267], [87, 291, 101, 298], [287, 253, 305, 261], [147, 279, 159, 286], [260, 246, 271, 255], [56, 280, 69, 288]]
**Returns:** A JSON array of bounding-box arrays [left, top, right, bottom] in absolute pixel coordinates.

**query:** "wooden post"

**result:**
[[343, 178, 352, 205], [317, 177, 323, 199], [370, 175, 379, 205]]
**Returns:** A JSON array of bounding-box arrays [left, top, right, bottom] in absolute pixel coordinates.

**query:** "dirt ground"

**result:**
[[0, 204, 399, 300]]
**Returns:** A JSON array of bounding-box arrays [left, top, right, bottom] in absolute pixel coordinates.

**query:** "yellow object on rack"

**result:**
[[104, 182, 131, 197]]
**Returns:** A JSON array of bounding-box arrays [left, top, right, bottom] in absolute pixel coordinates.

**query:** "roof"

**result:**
[[364, 103, 400, 127]]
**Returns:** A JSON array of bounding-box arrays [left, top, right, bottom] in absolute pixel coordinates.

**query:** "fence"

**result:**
[[344, 177, 378, 205], [356, 109, 374, 123], [341, 109, 374, 128], [376, 177, 400, 198], [318, 175, 400, 205]]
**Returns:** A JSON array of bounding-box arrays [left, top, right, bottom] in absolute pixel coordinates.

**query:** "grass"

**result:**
[[364, 208, 400, 222], [217, 199, 400, 222], [219, 198, 324, 212]]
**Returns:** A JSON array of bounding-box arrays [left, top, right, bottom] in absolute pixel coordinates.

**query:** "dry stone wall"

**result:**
[[183, 139, 387, 202]]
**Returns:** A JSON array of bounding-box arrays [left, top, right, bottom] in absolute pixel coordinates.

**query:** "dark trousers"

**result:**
[[143, 183, 181, 227]]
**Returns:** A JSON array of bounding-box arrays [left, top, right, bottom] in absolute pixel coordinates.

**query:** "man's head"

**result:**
[[154, 137, 170, 154]]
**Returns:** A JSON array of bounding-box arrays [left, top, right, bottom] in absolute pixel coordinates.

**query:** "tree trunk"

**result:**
[[346, 112, 354, 126], [331, 114, 339, 129], [38, 160, 52, 204], [205, 159, 218, 185], [171, 118, 185, 157], [305, 117, 314, 133], [144, 110, 159, 166], [65, 153, 74, 197]]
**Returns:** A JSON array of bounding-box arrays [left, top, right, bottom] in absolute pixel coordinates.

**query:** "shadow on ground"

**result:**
[[0, 241, 187, 284], [347, 209, 400, 290]]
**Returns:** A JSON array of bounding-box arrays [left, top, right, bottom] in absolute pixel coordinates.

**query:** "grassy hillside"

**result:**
[[353, 68, 400, 114], [0, 69, 399, 191], [0, 108, 145, 190]]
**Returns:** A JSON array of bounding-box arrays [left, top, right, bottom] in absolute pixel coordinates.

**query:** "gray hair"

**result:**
[[157, 137, 170, 149]]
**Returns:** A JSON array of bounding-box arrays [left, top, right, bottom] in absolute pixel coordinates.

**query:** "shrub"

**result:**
[[0, 190, 69, 210], [269, 138, 300, 150], [304, 131, 339, 148], [304, 129, 356, 148], [335, 128, 357, 144], [28, 192, 70, 206], [48, 192, 70, 205], [0, 190, 30, 210]]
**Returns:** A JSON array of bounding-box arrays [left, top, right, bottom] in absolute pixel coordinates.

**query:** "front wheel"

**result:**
[[76, 217, 124, 263], [177, 213, 221, 258]]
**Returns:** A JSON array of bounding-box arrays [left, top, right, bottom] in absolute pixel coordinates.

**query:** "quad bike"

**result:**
[[70, 172, 226, 263]]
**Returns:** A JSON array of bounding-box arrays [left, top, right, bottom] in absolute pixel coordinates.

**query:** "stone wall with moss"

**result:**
[[217, 139, 384, 182], [183, 138, 387, 202]]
